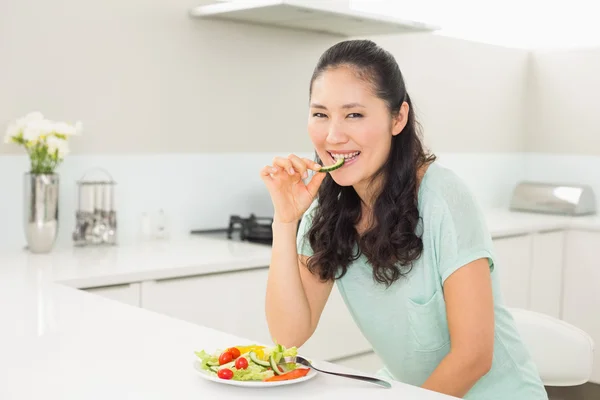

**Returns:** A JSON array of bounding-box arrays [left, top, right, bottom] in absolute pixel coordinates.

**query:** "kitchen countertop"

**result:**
[[2, 208, 600, 290], [484, 208, 600, 238], [3, 236, 275, 289], [1, 208, 599, 399], [1, 247, 463, 399], [0, 264, 459, 399]]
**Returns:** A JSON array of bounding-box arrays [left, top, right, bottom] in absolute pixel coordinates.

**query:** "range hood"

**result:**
[[189, 0, 439, 37]]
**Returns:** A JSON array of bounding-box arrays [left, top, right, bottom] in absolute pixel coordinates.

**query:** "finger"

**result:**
[[260, 166, 283, 187], [302, 158, 322, 172], [306, 169, 327, 197], [288, 154, 309, 179], [260, 165, 277, 179], [260, 165, 275, 177], [273, 156, 295, 176]]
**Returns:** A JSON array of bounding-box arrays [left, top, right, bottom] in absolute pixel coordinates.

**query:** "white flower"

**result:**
[[52, 120, 82, 136], [22, 118, 55, 142], [4, 113, 40, 142], [3, 123, 18, 143], [46, 136, 70, 159]]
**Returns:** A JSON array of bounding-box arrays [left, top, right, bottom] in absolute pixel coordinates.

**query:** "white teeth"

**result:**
[[331, 151, 360, 160]]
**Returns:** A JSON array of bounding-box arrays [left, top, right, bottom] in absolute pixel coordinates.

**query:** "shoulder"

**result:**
[[418, 162, 484, 220], [420, 163, 496, 281], [418, 162, 492, 242], [419, 162, 477, 206]]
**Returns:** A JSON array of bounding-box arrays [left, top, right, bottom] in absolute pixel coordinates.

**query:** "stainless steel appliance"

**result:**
[[509, 181, 597, 216], [191, 214, 275, 245], [72, 168, 117, 246]]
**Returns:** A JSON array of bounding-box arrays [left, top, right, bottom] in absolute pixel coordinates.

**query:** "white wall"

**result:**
[[0, 0, 533, 251], [0, 153, 526, 251], [525, 47, 600, 155], [522, 46, 600, 211], [0, 1, 530, 155], [364, 33, 530, 153], [0, 0, 334, 154]]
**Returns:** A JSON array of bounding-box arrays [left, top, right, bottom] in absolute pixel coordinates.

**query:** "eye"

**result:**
[[312, 113, 327, 118], [347, 113, 363, 118]]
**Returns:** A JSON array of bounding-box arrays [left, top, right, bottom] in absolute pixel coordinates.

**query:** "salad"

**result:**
[[195, 342, 310, 382]]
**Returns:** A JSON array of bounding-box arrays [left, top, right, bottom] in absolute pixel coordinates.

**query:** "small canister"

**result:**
[[73, 168, 117, 246]]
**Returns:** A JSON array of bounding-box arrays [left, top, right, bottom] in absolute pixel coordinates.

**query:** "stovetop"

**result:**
[[190, 214, 275, 246]]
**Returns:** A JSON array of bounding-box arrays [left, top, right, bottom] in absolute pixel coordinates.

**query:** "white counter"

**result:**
[[1, 270, 461, 399], [485, 209, 600, 238], [1, 209, 599, 399], [0, 245, 458, 399], [7, 236, 275, 289], [3, 208, 599, 290]]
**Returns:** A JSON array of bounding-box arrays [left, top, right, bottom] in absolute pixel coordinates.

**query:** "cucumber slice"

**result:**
[[249, 351, 270, 368], [269, 352, 284, 375], [207, 360, 219, 367], [208, 365, 219, 373], [319, 157, 345, 172]]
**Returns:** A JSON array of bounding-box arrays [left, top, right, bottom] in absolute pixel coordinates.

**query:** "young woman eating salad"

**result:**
[[259, 39, 548, 399]]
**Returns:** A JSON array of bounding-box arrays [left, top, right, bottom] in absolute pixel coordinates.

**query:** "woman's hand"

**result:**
[[260, 154, 326, 223]]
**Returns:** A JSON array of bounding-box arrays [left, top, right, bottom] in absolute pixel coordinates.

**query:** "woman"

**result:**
[[259, 39, 547, 399]]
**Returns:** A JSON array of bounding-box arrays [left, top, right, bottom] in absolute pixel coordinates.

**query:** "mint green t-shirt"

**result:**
[[296, 162, 548, 399]]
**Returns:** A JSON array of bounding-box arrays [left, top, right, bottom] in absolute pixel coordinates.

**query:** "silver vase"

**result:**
[[24, 173, 59, 253]]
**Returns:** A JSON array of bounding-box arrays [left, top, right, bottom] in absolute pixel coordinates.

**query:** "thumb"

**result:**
[[306, 171, 327, 197]]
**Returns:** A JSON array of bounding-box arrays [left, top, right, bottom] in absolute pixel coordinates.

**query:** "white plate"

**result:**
[[193, 359, 317, 388]]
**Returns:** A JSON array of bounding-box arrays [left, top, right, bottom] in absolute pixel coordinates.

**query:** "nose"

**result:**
[[325, 121, 349, 145]]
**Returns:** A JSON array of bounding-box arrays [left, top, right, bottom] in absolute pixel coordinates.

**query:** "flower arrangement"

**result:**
[[4, 111, 82, 174]]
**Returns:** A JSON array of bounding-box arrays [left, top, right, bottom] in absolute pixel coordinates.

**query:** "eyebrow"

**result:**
[[310, 102, 365, 109]]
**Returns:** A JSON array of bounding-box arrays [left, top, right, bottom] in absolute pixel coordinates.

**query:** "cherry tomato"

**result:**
[[219, 351, 233, 365], [227, 347, 241, 359], [217, 368, 233, 380], [235, 357, 248, 370]]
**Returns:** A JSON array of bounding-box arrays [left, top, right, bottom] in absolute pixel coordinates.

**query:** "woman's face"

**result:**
[[308, 66, 407, 189]]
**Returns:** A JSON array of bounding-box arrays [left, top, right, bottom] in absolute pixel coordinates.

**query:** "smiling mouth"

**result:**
[[327, 151, 361, 162]]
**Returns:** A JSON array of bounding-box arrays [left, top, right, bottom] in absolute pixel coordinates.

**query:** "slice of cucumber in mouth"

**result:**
[[319, 157, 345, 172]]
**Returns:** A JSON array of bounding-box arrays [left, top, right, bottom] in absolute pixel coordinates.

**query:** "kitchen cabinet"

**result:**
[[140, 268, 273, 346], [139, 267, 372, 362], [299, 283, 374, 361], [529, 230, 564, 318], [561, 229, 600, 384], [332, 351, 384, 375], [84, 283, 141, 307], [492, 234, 533, 309]]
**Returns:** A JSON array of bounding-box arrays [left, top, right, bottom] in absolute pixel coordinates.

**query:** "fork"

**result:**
[[281, 355, 392, 389]]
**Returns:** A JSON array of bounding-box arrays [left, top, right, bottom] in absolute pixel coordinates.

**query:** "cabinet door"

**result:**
[[331, 351, 384, 375], [299, 283, 373, 361], [492, 234, 533, 309], [562, 230, 600, 384], [140, 268, 272, 346], [529, 230, 564, 318], [84, 283, 141, 307]]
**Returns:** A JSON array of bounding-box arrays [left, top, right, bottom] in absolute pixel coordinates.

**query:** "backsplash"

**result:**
[[2, 151, 586, 252], [525, 154, 600, 203]]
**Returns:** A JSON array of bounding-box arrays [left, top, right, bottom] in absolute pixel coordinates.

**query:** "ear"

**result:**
[[391, 101, 409, 136]]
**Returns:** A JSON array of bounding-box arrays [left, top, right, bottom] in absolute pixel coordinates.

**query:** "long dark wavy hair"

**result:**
[[304, 39, 436, 287]]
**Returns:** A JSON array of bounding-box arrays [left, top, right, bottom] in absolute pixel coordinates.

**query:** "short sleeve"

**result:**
[[296, 200, 318, 257], [435, 184, 496, 284]]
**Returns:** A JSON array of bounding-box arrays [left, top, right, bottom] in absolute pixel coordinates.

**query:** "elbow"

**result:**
[[469, 349, 493, 378], [268, 330, 310, 350], [454, 347, 493, 379], [266, 322, 312, 349]]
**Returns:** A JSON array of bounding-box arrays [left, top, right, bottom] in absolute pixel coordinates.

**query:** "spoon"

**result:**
[[281, 355, 392, 389]]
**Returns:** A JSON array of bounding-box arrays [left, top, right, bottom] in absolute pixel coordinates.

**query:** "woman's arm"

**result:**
[[421, 258, 495, 397], [265, 221, 334, 348]]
